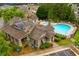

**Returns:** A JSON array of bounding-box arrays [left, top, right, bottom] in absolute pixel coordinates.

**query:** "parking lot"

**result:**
[[47, 49, 76, 56]]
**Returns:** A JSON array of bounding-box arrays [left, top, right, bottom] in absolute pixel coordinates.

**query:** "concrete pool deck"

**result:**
[[40, 21, 77, 38], [51, 23, 77, 38]]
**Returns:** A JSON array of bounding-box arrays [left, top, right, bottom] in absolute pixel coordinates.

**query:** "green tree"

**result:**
[[0, 31, 12, 56], [36, 4, 53, 20], [36, 4, 75, 21], [48, 4, 75, 21], [1, 6, 25, 24], [36, 5, 48, 19], [14, 9, 24, 18], [0, 9, 2, 17], [69, 11, 75, 21]]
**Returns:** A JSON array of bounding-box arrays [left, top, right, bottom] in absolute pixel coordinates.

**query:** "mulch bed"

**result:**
[[11, 46, 54, 56], [11, 46, 49, 56], [11, 47, 38, 56]]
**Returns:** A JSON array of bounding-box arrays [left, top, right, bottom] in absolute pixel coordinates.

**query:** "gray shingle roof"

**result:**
[[29, 25, 54, 40], [3, 20, 54, 41], [3, 25, 27, 40]]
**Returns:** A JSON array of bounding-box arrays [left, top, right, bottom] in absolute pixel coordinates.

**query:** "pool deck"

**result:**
[[51, 23, 76, 35], [40, 21, 77, 38]]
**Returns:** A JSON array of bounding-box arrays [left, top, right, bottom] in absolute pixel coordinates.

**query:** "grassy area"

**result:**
[[74, 29, 79, 39], [55, 39, 72, 46], [55, 29, 79, 46], [76, 19, 79, 25], [71, 29, 79, 47]]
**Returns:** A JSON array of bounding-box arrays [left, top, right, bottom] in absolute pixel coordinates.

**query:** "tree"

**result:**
[[0, 31, 12, 56], [14, 9, 24, 18], [36, 4, 51, 20], [36, 4, 75, 21], [1, 6, 25, 24], [69, 11, 75, 21], [0, 9, 2, 17], [36, 5, 48, 19], [48, 4, 75, 21]]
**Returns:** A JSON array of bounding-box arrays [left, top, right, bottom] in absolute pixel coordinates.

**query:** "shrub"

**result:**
[[40, 43, 52, 49], [45, 43, 52, 48], [72, 30, 79, 48], [10, 43, 22, 52], [54, 34, 66, 42], [54, 37, 61, 42], [74, 39, 79, 48], [55, 34, 66, 39], [40, 43, 46, 49], [76, 19, 79, 25]]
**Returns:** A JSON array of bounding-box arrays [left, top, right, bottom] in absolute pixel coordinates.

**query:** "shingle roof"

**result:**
[[46, 25, 54, 38], [29, 25, 46, 40], [3, 20, 35, 40], [3, 20, 54, 41], [13, 20, 35, 32], [29, 25, 54, 40], [3, 25, 27, 40]]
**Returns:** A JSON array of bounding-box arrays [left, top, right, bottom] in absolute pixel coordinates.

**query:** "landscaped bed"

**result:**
[[11, 46, 53, 56], [11, 47, 36, 56]]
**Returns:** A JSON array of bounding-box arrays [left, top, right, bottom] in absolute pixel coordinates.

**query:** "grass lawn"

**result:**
[[55, 39, 72, 46], [74, 29, 79, 39]]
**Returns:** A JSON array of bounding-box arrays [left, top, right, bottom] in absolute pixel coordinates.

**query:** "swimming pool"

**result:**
[[51, 23, 71, 35], [40, 22, 71, 35]]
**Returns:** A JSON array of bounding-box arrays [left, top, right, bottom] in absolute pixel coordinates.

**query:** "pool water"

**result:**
[[51, 23, 71, 35], [40, 22, 71, 35]]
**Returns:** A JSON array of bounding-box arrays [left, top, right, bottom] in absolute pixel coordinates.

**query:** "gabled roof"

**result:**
[[13, 19, 35, 32], [3, 20, 35, 40], [29, 25, 54, 40], [45, 25, 54, 38], [3, 20, 54, 41], [29, 25, 46, 40], [3, 25, 27, 40]]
